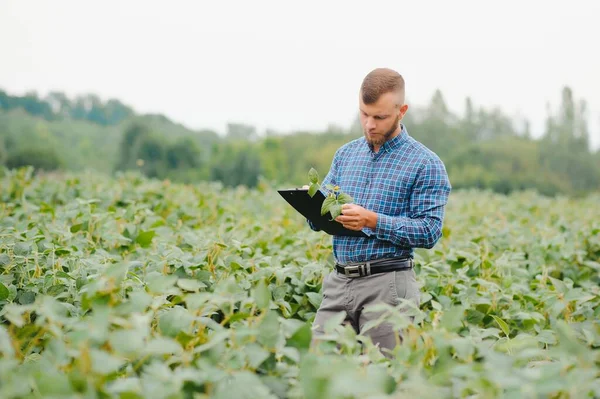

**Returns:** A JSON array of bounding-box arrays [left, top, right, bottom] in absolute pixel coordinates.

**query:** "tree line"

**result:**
[[1, 87, 599, 196]]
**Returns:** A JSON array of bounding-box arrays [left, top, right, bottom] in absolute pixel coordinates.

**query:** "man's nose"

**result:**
[[365, 118, 376, 130]]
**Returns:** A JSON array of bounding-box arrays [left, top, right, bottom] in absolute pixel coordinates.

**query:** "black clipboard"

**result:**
[[277, 188, 368, 237]]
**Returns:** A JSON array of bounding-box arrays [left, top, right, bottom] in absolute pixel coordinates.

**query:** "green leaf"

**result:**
[[308, 182, 319, 197], [0, 283, 9, 301], [213, 371, 277, 399], [13, 242, 31, 256], [329, 204, 342, 220], [110, 329, 145, 355], [56, 271, 76, 280], [492, 315, 510, 337], [337, 193, 353, 204], [286, 322, 312, 351], [548, 277, 567, 294], [245, 343, 270, 369], [450, 337, 475, 361], [90, 349, 124, 374], [308, 168, 319, 184], [176, 278, 205, 292], [158, 307, 193, 337], [76, 277, 87, 290], [258, 311, 280, 350], [146, 273, 178, 294], [70, 223, 83, 233], [0, 253, 10, 267], [36, 369, 74, 397], [0, 325, 15, 357], [47, 284, 67, 296], [440, 305, 464, 332], [54, 247, 71, 256], [17, 291, 35, 305], [536, 330, 557, 345], [253, 278, 271, 309], [321, 195, 336, 216], [563, 289, 596, 304], [118, 290, 153, 314], [135, 230, 156, 248], [144, 338, 183, 356], [305, 292, 322, 309], [104, 262, 130, 285]]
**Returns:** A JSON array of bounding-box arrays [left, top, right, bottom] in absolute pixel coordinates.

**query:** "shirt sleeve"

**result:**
[[373, 156, 451, 248], [307, 148, 341, 231]]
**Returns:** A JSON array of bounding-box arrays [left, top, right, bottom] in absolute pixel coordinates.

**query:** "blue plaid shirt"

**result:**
[[309, 124, 451, 264]]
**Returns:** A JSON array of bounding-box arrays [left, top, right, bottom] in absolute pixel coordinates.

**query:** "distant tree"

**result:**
[[410, 89, 463, 157], [461, 97, 478, 141], [539, 86, 597, 194], [86, 94, 107, 125], [6, 146, 62, 171], [0, 90, 54, 120], [0, 90, 16, 110], [349, 114, 362, 137], [70, 96, 88, 121], [0, 138, 6, 165], [136, 134, 166, 178], [45, 91, 72, 117], [116, 122, 151, 171], [447, 136, 566, 195], [104, 99, 134, 125], [226, 123, 257, 140], [429, 89, 452, 122], [166, 137, 202, 169], [477, 107, 517, 140], [210, 143, 262, 188]]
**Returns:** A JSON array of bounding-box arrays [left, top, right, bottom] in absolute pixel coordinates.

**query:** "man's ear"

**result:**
[[399, 104, 409, 118], [401, 104, 409, 115]]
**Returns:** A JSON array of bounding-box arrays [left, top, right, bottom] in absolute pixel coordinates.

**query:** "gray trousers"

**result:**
[[311, 268, 420, 356]]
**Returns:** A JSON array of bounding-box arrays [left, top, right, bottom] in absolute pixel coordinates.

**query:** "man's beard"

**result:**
[[364, 114, 400, 149]]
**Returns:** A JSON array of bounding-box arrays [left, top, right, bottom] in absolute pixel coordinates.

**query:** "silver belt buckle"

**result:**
[[344, 265, 360, 277], [343, 262, 371, 277]]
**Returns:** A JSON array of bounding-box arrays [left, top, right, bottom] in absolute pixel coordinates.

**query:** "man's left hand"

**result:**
[[335, 204, 377, 231]]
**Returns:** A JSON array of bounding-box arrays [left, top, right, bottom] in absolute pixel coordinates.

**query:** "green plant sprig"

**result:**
[[307, 167, 353, 220]]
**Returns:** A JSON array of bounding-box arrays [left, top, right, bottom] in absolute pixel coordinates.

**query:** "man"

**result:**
[[307, 67, 451, 357]]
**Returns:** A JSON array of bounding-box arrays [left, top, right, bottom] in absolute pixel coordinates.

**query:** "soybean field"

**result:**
[[0, 168, 599, 398]]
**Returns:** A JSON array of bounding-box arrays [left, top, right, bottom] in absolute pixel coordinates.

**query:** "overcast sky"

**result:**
[[1, 0, 599, 149]]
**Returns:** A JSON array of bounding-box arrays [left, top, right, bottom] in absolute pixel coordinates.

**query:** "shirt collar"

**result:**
[[366, 124, 410, 154]]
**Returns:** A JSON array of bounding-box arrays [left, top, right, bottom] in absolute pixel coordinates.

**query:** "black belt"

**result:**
[[335, 257, 414, 278]]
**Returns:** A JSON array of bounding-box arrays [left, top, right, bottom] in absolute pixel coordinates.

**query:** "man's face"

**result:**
[[359, 91, 408, 149]]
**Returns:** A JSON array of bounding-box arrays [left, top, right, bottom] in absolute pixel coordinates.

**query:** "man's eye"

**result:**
[[375, 116, 386, 120]]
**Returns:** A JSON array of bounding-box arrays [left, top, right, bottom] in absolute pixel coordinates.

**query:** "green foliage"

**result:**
[[117, 122, 149, 168], [0, 108, 121, 173], [0, 170, 598, 398], [307, 167, 354, 220], [307, 167, 320, 197], [6, 147, 62, 171], [210, 142, 262, 188], [0, 89, 134, 126], [227, 122, 257, 140], [0, 90, 55, 120], [0, 138, 6, 165], [1, 86, 600, 195], [114, 121, 211, 183]]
